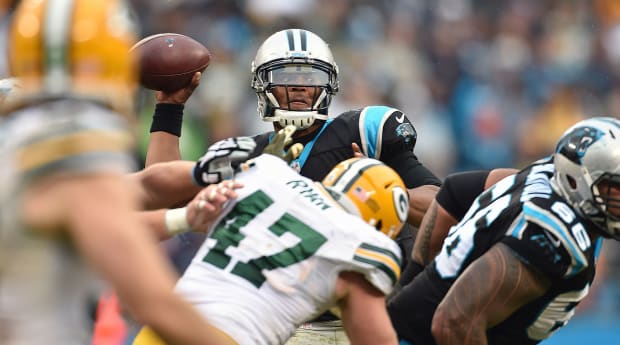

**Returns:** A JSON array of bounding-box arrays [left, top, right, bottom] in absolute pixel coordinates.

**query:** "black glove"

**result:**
[[192, 136, 256, 186], [263, 125, 303, 164]]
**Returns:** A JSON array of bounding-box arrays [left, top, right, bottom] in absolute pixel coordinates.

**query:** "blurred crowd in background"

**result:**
[[126, 0, 620, 177], [135, 2, 620, 339], [2, 0, 620, 341], [132, 1, 620, 340]]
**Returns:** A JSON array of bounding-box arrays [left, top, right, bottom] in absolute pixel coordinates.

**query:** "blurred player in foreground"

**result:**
[[133, 127, 408, 345], [388, 117, 620, 345], [0, 1, 234, 344]]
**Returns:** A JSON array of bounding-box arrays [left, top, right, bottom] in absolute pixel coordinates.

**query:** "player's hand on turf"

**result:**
[[192, 136, 257, 186], [156, 71, 201, 105], [263, 125, 304, 164]]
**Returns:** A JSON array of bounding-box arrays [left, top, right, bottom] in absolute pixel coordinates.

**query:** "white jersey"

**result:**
[[176, 154, 402, 345], [0, 100, 135, 345]]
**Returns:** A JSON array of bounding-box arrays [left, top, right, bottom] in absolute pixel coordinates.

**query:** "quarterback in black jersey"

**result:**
[[388, 117, 620, 345], [146, 29, 440, 229], [248, 29, 440, 340], [248, 29, 440, 231], [247, 31, 440, 286], [145, 28, 441, 344]]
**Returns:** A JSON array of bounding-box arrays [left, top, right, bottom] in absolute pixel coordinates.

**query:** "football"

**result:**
[[131, 33, 212, 92]]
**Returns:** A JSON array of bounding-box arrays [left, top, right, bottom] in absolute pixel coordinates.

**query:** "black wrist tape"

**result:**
[[150, 103, 185, 137]]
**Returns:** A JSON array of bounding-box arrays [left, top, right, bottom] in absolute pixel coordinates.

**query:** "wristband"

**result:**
[[164, 207, 190, 236], [150, 103, 184, 136]]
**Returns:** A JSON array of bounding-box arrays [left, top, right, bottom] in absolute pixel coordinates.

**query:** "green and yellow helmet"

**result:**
[[6, 0, 138, 116], [322, 157, 409, 239]]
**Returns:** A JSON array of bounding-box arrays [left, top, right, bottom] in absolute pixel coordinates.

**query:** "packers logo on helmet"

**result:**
[[5, 0, 138, 116], [322, 157, 409, 239]]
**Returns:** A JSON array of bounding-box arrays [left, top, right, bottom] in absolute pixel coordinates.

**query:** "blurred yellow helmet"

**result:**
[[322, 157, 409, 239], [5, 0, 138, 116]]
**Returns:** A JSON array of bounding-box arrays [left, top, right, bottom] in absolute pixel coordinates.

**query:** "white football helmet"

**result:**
[[551, 117, 620, 240], [251, 29, 339, 129]]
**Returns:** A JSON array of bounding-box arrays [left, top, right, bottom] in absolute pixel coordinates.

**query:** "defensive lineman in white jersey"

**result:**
[[135, 153, 408, 345]]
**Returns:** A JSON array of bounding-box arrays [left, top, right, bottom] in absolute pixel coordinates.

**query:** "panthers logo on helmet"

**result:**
[[555, 126, 604, 163], [552, 117, 620, 240]]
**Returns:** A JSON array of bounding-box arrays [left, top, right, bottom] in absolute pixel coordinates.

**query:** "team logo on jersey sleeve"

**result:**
[[395, 123, 417, 151]]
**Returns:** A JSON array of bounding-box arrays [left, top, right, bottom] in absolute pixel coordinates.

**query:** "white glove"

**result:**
[[192, 136, 256, 186]]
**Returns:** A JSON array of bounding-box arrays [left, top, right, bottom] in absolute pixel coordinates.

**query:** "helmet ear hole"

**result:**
[[567, 175, 577, 189]]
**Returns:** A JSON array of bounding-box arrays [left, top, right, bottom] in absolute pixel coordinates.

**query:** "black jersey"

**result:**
[[436, 170, 491, 220], [388, 157, 602, 345], [252, 105, 441, 188]]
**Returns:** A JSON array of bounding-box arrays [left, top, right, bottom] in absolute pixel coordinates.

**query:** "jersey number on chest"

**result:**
[[203, 190, 327, 288]]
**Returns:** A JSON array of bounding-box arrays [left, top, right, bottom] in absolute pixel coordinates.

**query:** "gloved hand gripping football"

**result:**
[[192, 136, 257, 186], [263, 125, 304, 164]]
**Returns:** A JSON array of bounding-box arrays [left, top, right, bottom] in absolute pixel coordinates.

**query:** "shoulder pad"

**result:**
[[521, 201, 591, 277], [352, 241, 402, 294], [317, 217, 402, 295], [358, 106, 407, 158]]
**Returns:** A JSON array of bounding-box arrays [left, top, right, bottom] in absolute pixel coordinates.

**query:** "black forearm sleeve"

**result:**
[[436, 170, 490, 220]]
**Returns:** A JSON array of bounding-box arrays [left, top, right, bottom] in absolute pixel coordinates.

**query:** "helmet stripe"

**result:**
[[596, 117, 620, 133], [286, 29, 294, 50], [300, 29, 307, 51], [43, 0, 74, 94], [332, 159, 382, 193], [292, 29, 301, 51]]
